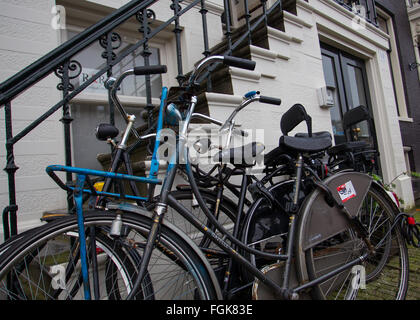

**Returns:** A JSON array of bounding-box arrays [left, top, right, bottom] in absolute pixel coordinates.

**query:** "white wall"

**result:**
[[0, 0, 67, 238]]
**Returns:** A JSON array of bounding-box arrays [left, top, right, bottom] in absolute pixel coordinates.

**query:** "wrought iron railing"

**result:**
[[333, 0, 378, 26], [0, 0, 285, 240]]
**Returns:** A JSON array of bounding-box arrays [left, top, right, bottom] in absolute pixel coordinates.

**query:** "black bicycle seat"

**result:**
[[328, 141, 371, 156], [264, 132, 332, 167], [294, 131, 332, 139], [279, 135, 332, 153], [95, 123, 119, 141]]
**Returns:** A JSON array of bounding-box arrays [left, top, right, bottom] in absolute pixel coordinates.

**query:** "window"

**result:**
[[333, 0, 377, 26], [376, 10, 411, 121], [62, 26, 164, 170]]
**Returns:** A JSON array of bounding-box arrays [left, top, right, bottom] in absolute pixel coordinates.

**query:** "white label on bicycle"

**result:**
[[337, 181, 356, 203]]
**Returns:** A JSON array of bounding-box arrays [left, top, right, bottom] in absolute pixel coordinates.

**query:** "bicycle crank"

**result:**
[[252, 262, 311, 300]]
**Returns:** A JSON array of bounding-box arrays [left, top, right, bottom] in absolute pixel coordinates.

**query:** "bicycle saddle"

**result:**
[[95, 123, 119, 141], [294, 131, 332, 139], [214, 142, 265, 166]]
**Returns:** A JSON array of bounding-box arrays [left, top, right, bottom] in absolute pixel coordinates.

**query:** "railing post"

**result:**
[[370, 0, 378, 26], [200, 0, 211, 58], [261, 0, 268, 30], [55, 59, 82, 212], [244, 0, 253, 46], [223, 0, 233, 55], [171, 0, 186, 85], [200, 0, 213, 92], [100, 32, 122, 126], [3, 101, 19, 240], [62, 63, 73, 212], [137, 8, 156, 153]]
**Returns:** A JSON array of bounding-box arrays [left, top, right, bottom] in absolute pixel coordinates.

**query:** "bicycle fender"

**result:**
[[294, 171, 372, 284], [301, 171, 372, 251]]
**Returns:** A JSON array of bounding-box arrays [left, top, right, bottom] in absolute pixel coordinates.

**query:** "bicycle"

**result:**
[[180, 99, 410, 300], [191, 101, 412, 299], [0, 63, 259, 300], [0, 55, 411, 300], [0, 56, 256, 300]]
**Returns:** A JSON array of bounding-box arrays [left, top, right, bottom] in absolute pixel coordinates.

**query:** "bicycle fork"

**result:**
[[126, 203, 167, 300], [74, 174, 92, 300]]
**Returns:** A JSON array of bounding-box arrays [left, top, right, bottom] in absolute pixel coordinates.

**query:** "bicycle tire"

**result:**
[[0, 219, 143, 300], [0, 228, 40, 257], [0, 210, 220, 300], [295, 176, 409, 300]]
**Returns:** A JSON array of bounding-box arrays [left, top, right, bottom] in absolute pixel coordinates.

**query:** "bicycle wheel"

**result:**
[[241, 180, 293, 265], [240, 180, 309, 283], [0, 210, 220, 300], [0, 221, 141, 300], [296, 178, 409, 300]]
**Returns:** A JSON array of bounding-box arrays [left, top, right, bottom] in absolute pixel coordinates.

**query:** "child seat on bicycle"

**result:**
[[264, 103, 332, 167]]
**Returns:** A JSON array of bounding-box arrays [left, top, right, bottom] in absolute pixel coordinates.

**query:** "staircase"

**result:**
[[0, 0, 317, 238]]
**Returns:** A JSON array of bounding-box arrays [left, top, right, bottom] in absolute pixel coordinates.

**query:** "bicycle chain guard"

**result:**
[[299, 171, 372, 251]]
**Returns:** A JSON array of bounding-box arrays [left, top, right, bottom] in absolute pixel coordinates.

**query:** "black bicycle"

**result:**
[[0, 55, 411, 300]]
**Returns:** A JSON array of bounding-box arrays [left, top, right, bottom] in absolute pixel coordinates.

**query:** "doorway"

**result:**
[[320, 43, 378, 151]]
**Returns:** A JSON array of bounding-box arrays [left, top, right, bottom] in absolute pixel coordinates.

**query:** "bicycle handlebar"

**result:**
[[133, 65, 167, 76], [219, 91, 282, 133], [188, 55, 256, 89], [223, 55, 256, 71], [107, 65, 167, 139], [191, 113, 248, 137], [259, 95, 282, 105]]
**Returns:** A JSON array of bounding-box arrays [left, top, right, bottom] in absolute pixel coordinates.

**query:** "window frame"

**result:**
[[376, 8, 412, 122]]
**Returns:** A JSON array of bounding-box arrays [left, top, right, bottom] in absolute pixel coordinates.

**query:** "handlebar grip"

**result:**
[[223, 56, 256, 71], [259, 96, 282, 105], [133, 65, 167, 76]]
